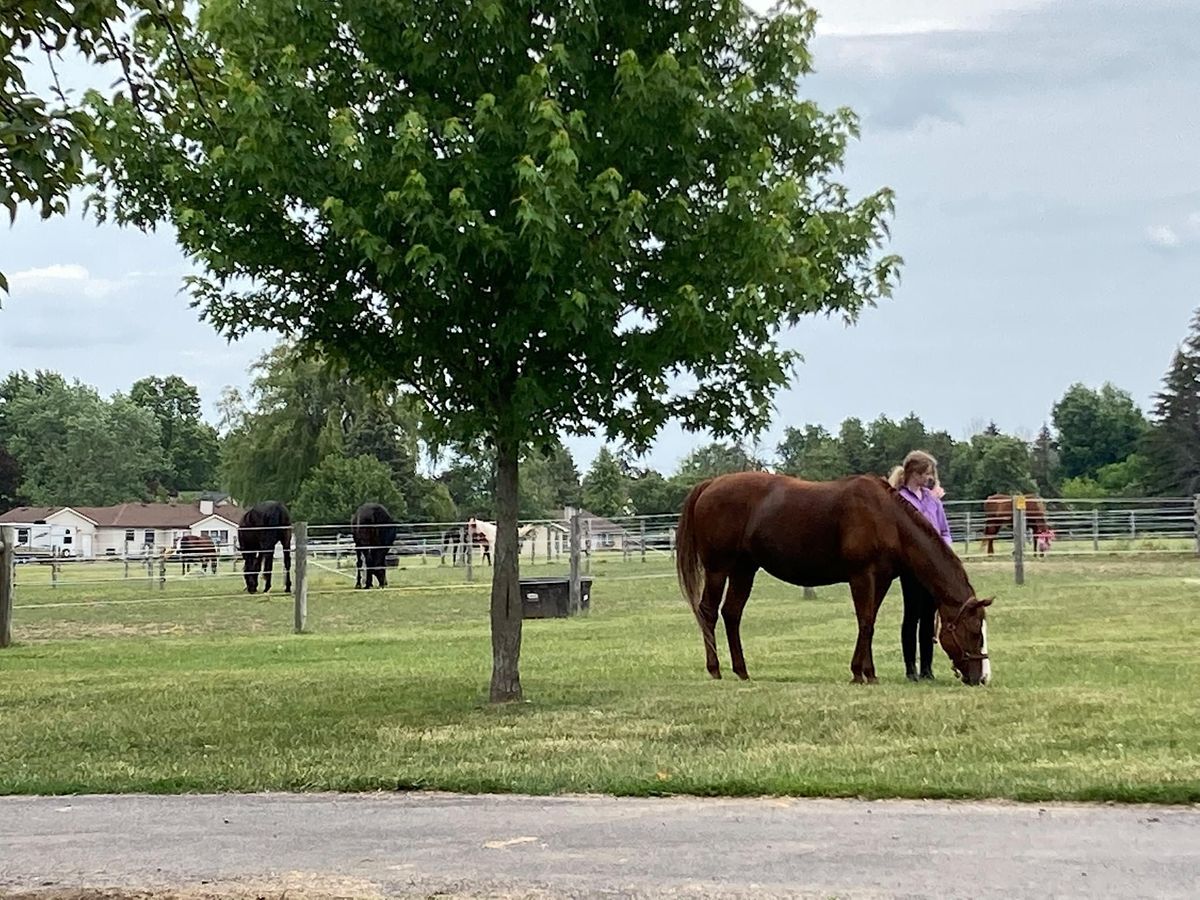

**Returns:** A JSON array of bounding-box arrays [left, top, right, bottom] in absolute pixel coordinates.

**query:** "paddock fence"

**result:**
[[1, 494, 1197, 645]]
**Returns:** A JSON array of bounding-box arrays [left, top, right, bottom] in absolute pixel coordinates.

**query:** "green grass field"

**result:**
[[2, 552, 1198, 801]]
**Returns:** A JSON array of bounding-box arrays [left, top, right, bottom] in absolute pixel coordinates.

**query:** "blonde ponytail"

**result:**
[[887, 465, 905, 488]]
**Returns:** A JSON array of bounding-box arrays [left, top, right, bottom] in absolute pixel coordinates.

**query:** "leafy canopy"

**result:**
[[88, 0, 900, 452]]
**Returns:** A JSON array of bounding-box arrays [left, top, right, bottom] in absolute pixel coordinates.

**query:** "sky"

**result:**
[[2, 0, 1198, 476]]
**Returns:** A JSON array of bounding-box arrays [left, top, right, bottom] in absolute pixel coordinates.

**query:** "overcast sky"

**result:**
[[2, 0, 1197, 476]]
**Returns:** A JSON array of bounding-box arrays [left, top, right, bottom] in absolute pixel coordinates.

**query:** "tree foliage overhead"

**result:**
[[89, 0, 899, 454], [0, 0, 188, 292]]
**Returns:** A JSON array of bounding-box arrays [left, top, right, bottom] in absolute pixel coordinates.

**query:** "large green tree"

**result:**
[[581, 446, 629, 517], [1051, 383, 1148, 481], [674, 441, 765, 485], [776, 424, 847, 480], [292, 454, 406, 525], [130, 374, 221, 493], [220, 344, 427, 507], [89, 0, 899, 701], [1, 371, 164, 505]]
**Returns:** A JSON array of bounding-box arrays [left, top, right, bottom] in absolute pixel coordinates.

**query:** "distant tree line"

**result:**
[[2, 308, 1198, 517]]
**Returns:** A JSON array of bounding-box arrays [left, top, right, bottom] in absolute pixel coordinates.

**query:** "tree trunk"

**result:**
[[489, 434, 523, 702]]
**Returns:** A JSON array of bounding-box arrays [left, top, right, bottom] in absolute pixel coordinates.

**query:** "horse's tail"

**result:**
[[675, 478, 714, 614]]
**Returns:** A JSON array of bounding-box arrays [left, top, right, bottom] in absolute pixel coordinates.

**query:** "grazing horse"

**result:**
[[441, 521, 493, 565], [177, 534, 217, 575], [352, 502, 398, 589], [237, 501, 292, 594], [981, 494, 1053, 555], [676, 472, 993, 686]]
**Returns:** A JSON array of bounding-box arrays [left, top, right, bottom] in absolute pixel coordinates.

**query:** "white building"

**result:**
[[0, 499, 242, 559]]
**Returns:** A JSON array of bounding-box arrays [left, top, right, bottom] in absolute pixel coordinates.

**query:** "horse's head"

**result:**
[[939, 597, 993, 686]]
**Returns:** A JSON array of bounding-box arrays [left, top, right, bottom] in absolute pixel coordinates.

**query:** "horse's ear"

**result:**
[[968, 596, 995, 611]]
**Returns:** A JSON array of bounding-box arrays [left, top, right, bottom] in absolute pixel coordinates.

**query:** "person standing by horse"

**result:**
[[889, 450, 953, 682]]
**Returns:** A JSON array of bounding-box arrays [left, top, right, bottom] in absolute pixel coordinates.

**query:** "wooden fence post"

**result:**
[[293, 522, 308, 634], [465, 526, 474, 582], [640, 518, 647, 563], [1, 526, 14, 648], [568, 510, 582, 615], [803, 586, 816, 599], [158, 556, 166, 590], [583, 519, 592, 575], [1194, 494, 1200, 556], [1092, 508, 1100, 552], [51, 560, 58, 590], [963, 510, 972, 555], [1013, 496, 1026, 585]]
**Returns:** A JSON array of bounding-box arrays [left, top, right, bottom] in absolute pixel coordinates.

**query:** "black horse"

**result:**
[[352, 502, 398, 589], [237, 501, 292, 594]]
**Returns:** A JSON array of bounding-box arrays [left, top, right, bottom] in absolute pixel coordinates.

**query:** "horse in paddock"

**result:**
[[441, 521, 493, 566], [676, 472, 993, 686], [176, 534, 217, 575], [351, 502, 399, 589], [237, 500, 292, 594], [981, 494, 1053, 555]]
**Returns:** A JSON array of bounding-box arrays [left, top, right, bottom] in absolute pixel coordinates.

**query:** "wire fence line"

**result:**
[[2, 495, 1198, 645]]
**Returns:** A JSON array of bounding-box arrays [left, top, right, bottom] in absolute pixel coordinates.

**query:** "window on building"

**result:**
[[17, 528, 29, 544], [125, 529, 135, 542], [144, 530, 155, 545]]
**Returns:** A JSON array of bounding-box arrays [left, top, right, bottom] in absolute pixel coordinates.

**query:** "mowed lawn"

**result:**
[[1, 553, 1198, 801]]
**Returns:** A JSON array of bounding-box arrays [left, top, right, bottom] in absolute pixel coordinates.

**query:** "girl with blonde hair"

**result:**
[[889, 450, 952, 681]]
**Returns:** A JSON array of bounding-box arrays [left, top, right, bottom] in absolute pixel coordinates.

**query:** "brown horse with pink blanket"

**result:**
[[676, 472, 993, 685]]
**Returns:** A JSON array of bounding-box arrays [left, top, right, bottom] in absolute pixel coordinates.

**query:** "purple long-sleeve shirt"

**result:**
[[898, 485, 953, 545]]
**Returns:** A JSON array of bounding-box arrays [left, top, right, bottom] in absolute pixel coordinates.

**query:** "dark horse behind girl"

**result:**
[[237, 500, 292, 594], [676, 472, 993, 685], [352, 502, 399, 589]]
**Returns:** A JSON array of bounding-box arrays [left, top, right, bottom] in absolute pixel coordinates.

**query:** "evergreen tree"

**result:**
[[1144, 309, 1200, 495]]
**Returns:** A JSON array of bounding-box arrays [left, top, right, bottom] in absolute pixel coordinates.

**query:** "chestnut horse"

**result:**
[[981, 494, 1052, 555], [176, 533, 217, 575], [676, 472, 993, 685]]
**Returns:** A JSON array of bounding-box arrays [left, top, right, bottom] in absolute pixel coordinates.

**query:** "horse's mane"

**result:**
[[884, 481, 975, 595]]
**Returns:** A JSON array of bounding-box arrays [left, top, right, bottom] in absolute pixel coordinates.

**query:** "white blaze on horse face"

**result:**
[[980, 619, 991, 684]]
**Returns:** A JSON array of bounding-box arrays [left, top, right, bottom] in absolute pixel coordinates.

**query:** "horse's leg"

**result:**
[[698, 570, 728, 679], [355, 548, 364, 588], [376, 549, 388, 588], [283, 543, 292, 593], [243, 553, 259, 593], [722, 566, 758, 681], [848, 571, 881, 684], [262, 551, 275, 593]]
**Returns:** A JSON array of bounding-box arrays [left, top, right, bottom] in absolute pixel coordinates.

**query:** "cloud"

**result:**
[[808, 0, 1200, 132], [8, 263, 124, 299], [1146, 225, 1182, 249], [810, 0, 1056, 38]]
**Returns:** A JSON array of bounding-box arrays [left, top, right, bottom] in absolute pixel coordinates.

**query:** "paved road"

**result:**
[[1, 792, 1198, 898]]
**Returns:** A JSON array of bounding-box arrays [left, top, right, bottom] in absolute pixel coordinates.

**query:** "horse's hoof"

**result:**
[[866, 676, 879, 685], [708, 670, 722, 680], [850, 674, 865, 684], [734, 671, 750, 681]]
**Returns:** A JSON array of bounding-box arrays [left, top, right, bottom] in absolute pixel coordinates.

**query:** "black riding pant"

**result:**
[[900, 572, 937, 673]]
